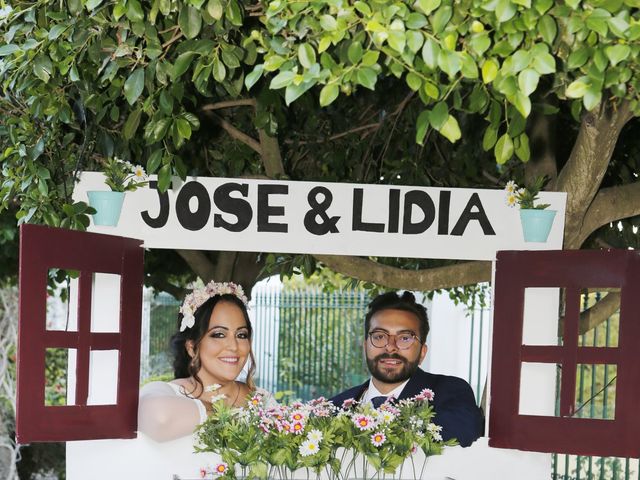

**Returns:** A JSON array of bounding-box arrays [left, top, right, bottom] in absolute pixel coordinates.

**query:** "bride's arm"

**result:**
[[138, 382, 206, 442]]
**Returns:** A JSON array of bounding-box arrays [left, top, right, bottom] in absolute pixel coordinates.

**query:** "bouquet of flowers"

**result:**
[[504, 176, 550, 210], [196, 391, 455, 480], [100, 156, 147, 192]]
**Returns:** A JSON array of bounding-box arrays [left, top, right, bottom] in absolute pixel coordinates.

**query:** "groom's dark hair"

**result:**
[[364, 291, 430, 343]]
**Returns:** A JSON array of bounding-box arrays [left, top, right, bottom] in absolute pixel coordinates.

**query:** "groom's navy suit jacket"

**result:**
[[330, 368, 483, 447]]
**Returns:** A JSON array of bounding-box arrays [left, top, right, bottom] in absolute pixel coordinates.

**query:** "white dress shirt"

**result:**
[[360, 378, 410, 405]]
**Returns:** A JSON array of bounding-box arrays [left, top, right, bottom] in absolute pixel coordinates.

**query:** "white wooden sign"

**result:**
[[75, 172, 567, 260]]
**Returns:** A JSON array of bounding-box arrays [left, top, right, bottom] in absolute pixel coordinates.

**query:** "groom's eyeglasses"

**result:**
[[368, 331, 420, 350]]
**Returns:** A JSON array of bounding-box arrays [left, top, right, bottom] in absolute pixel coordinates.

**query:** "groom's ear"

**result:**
[[185, 340, 195, 358]]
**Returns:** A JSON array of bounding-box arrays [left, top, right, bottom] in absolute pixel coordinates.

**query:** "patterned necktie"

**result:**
[[371, 396, 389, 408]]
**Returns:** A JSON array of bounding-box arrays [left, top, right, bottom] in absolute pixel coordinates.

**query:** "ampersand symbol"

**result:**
[[304, 186, 340, 235]]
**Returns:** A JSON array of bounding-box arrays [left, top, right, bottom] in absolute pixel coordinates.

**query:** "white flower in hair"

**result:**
[[179, 281, 249, 332]]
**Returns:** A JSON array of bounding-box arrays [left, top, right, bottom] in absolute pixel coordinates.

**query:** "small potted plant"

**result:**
[[505, 177, 556, 243], [87, 157, 147, 227]]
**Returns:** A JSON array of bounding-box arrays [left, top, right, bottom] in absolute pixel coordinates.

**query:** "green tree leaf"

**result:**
[[126, 0, 144, 22], [415, 109, 430, 144], [565, 79, 588, 98], [515, 133, 530, 162], [269, 70, 296, 89], [482, 58, 499, 83], [421, 38, 440, 70], [320, 15, 337, 31], [173, 51, 197, 79], [319, 84, 339, 107], [245, 64, 264, 89], [356, 67, 377, 90], [207, 0, 223, 20], [605, 44, 630, 66], [494, 133, 514, 164], [518, 69, 539, 96], [439, 115, 462, 143], [33, 55, 53, 82], [124, 68, 145, 105], [298, 43, 316, 69], [179, 5, 202, 39], [123, 108, 142, 140], [406, 72, 422, 91]]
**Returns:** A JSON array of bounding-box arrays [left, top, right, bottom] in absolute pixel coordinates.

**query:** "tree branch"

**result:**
[[314, 255, 492, 291], [559, 291, 621, 336], [212, 113, 262, 154], [201, 99, 257, 111], [553, 100, 633, 249], [176, 250, 217, 282], [213, 251, 238, 282], [576, 181, 640, 245]]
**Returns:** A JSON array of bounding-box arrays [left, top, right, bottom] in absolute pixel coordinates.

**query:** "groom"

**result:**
[[330, 291, 483, 447]]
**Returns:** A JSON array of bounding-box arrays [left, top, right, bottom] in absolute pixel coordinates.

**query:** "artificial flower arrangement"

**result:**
[[196, 390, 455, 480], [504, 176, 550, 210], [101, 156, 148, 192]]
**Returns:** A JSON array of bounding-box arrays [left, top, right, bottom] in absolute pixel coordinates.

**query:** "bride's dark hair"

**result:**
[[170, 294, 256, 394]]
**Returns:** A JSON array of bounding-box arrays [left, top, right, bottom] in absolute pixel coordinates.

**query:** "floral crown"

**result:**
[[179, 281, 249, 332]]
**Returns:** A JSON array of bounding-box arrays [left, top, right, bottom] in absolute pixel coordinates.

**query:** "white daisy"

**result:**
[[299, 439, 320, 457], [307, 429, 323, 442]]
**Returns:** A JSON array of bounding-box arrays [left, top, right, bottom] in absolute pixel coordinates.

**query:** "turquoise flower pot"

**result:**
[[519, 209, 556, 243], [87, 191, 125, 227]]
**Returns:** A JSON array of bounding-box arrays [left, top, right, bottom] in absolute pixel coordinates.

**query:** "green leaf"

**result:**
[[176, 118, 192, 139], [225, 0, 243, 26], [565, 79, 588, 98], [532, 52, 555, 74], [583, 85, 602, 111], [605, 44, 630, 66], [512, 91, 531, 117], [353, 1, 372, 16], [415, 110, 430, 145], [437, 50, 461, 77], [285, 81, 314, 105], [515, 133, 530, 162], [494, 133, 514, 164], [538, 15, 557, 44], [439, 115, 462, 143], [33, 55, 53, 82], [298, 43, 316, 69], [126, 0, 144, 22], [123, 108, 142, 140], [319, 84, 339, 106], [212, 57, 226, 82], [567, 47, 591, 69], [482, 58, 499, 83], [496, 0, 516, 22], [406, 31, 424, 53], [421, 38, 440, 70], [157, 164, 172, 191], [429, 101, 448, 130], [207, 0, 223, 20], [361, 50, 379, 67], [518, 69, 539, 96], [124, 68, 145, 105], [85, 0, 104, 10], [388, 30, 406, 53], [406, 72, 422, 91], [269, 70, 296, 89], [406, 13, 428, 29], [356, 67, 377, 90], [147, 149, 163, 174], [48, 24, 68, 40], [173, 51, 197, 78], [482, 125, 498, 151], [431, 5, 452, 34], [264, 55, 286, 72], [423, 80, 439, 99], [348, 42, 364, 64], [416, 0, 441, 15], [320, 15, 337, 31], [0, 45, 19, 57], [178, 5, 202, 39], [245, 64, 264, 89]]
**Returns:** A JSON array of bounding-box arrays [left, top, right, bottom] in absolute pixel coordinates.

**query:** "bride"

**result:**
[[138, 281, 276, 442]]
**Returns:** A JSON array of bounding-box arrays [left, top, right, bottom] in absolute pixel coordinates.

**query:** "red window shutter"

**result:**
[[16, 224, 144, 443], [489, 249, 640, 457]]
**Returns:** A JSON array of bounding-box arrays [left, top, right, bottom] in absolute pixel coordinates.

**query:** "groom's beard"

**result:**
[[367, 353, 420, 384]]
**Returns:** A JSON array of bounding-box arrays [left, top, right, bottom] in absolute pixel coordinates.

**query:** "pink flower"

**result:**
[[342, 398, 356, 409], [418, 388, 435, 401], [290, 411, 305, 422], [200, 467, 207, 478], [371, 432, 386, 447], [214, 463, 227, 476], [291, 421, 305, 435], [353, 415, 375, 431]]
